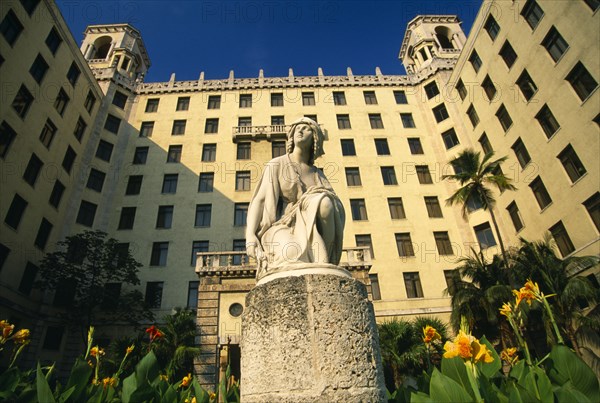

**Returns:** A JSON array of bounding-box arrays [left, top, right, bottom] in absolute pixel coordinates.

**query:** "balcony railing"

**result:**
[[232, 124, 288, 142], [195, 246, 372, 277]]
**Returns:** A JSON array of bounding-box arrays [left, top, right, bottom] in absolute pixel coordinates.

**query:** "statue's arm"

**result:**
[[246, 161, 274, 258]]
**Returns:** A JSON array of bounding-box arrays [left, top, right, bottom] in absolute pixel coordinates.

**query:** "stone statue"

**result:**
[[246, 117, 345, 281]]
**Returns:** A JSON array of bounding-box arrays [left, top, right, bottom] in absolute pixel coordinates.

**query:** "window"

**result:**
[[345, 167, 362, 186], [54, 88, 69, 116], [521, 0, 544, 29], [403, 272, 423, 298], [237, 142, 251, 160], [566, 62, 598, 101], [272, 141, 286, 158], [516, 70, 538, 101], [46, 27, 62, 55], [203, 118, 219, 134], [408, 138, 424, 155], [530, 176, 552, 209], [271, 93, 283, 106], [479, 133, 493, 155], [549, 221, 575, 257], [21, 0, 41, 15], [133, 146, 148, 164], [416, 166, 433, 184], [540, 27, 569, 63], [29, 54, 49, 83], [76, 200, 97, 227], [512, 138, 531, 168], [12, 84, 34, 118], [238, 117, 252, 128], [304, 114, 318, 123], [466, 105, 480, 128], [234, 203, 249, 226], [125, 175, 143, 195], [481, 75, 497, 101], [499, 41, 517, 68], [434, 232, 453, 255], [469, 50, 482, 73], [496, 104, 513, 132], [441, 128, 460, 150], [41, 325, 64, 350], [0, 243, 9, 272], [424, 82, 439, 99], [333, 91, 346, 105], [432, 104, 449, 123], [583, 0, 600, 11], [355, 234, 375, 259], [191, 241, 209, 266], [202, 144, 216, 162], [474, 222, 497, 249], [73, 117, 86, 142], [337, 114, 351, 129], [395, 233, 415, 257], [112, 91, 128, 109], [187, 281, 199, 308], [23, 153, 43, 187], [66, 62, 80, 86], [394, 90, 408, 104], [19, 262, 38, 295], [374, 139, 390, 155], [363, 91, 378, 104], [456, 79, 467, 101], [484, 14, 500, 40], [86, 168, 105, 192], [271, 115, 285, 126], [176, 96, 190, 111], [145, 98, 159, 112], [366, 113, 383, 129], [156, 205, 173, 229], [207, 95, 221, 109], [239, 94, 252, 108], [583, 193, 600, 232], [5, 194, 28, 229], [104, 114, 121, 134], [232, 239, 246, 265], [96, 140, 113, 162], [388, 198, 406, 219], [302, 92, 315, 106], [400, 113, 415, 128], [150, 242, 169, 266], [162, 174, 178, 194], [340, 139, 356, 156], [236, 171, 251, 191], [139, 121, 154, 137], [171, 120, 186, 135], [350, 199, 368, 221], [39, 119, 57, 149], [167, 145, 182, 163], [369, 274, 381, 300], [49, 180, 65, 208], [558, 144, 586, 183], [0, 10, 24, 46], [118, 207, 136, 230], [444, 270, 457, 296], [0, 121, 17, 158], [507, 201, 524, 232], [84, 91, 96, 114], [198, 172, 214, 192], [424, 196, 443, 218], [145, 282, 164, 307], [535, 104, 560, 138], [381, 167, 398, 185]]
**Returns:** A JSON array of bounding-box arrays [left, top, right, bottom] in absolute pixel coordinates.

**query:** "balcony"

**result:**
[[232, 124, 288, 142], [195, 246, 372, 278]]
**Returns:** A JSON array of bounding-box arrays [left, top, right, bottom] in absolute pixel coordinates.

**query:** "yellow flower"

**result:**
[[472, 339, 494, 364], [92, 378, 101, 386], [159, 374, 169, 381], [102, 377, 116, 388], [499, 302, 512, 318], [422, 325, 441, 344], [12, 329, 30, 344], [126, 345, 134, 354], [1, 320, 15, 339], [209, 392, 217, 400], [87, 360, 94, 367], [90, 346, 105, 358], [443, 330, 494, 364], [501, 347, 519, 365], [181, 373, 192, 387]]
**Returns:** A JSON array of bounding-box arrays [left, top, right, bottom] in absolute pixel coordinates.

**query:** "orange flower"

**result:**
[[1, 320, 14, 339], [499, 302, 512, 318], [12, 329, 30, 344], [422, 325, 441, 344], [145, 325, 164, 341], [126, 345, 134, 354], [443, 330, 494, 364], [90, 346, 104, 357], [102, 377, 116, 388], [181, 373, 192, 387], [500, 347, 519, 365]]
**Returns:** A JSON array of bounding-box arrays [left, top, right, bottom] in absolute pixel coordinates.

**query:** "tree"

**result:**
[[442, 149, 516, 265], [38, 230, 153, 340]]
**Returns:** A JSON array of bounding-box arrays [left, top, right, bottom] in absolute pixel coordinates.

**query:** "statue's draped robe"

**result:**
[[250, 155, 345, 280]]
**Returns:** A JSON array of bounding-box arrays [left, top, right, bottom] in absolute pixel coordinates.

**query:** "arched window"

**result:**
[[92, 36, 112, 59], [434, 26, 454, 49]]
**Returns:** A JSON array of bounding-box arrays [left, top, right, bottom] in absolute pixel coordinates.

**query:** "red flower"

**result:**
[[145, 325, 163, 341]]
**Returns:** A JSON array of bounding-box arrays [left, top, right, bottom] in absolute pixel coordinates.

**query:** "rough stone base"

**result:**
[[241, 273, 386, 403]]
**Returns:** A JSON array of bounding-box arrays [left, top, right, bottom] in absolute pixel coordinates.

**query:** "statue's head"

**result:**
[[286, 117, 324, 165]]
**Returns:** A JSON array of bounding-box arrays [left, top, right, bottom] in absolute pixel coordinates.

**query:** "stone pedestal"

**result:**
[[240, 272, 386, 402]]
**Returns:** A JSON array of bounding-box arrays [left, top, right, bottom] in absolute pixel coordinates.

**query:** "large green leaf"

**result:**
[[524, 367, 553, 403], [36, 363, 56, 403], [409, 391, 434, 403], [507, 382, 539, 403], [478, 373, 508, 403], [121, 373, 136, 403], [192, 378, 209, 403], [57, 385, 76, 403], [546, 345, 599, 401], [477, 336, 502, 378], [441, 357, 475, 400], [135, 351, 159, 386], [64, 357, 93, 402], [554, 381, 593, 403], [0, 367, 20, 397], [509, 360, 528, 384], [429, 368, 474, 402]]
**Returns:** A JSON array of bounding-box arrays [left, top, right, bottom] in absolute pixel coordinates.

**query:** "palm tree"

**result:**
[[442, 149, 516, 265]]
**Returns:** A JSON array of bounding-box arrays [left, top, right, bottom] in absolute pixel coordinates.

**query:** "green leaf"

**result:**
[[429, 368, 474, 402], [219, 377, 228, 403], [36, 363, 56, 403], [478, 374, 508, 403], [64, 357, 93, 402], [441, 357, 475, 400], [409, 391, 434, 403], [135, 351, 160, 386], [477, 336, 502, 378], [509, 360, 528, 384], [554, 381, 593, 403], [192, 378, 209, 403], [0, 367, 20, 395], [121, 373, 136, 403], [507, 382, 539, 403], [57, 385, 76, 403], [546, 345, 599, 401], [524, 367, 553, 403]]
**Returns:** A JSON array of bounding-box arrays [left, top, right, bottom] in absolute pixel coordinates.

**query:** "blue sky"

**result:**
[[56, 1, 481, 82]]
